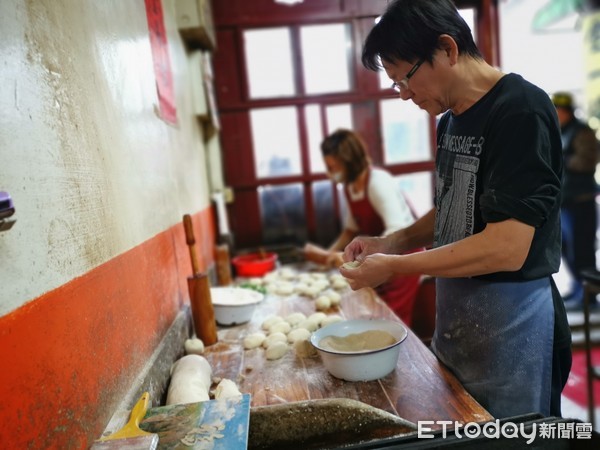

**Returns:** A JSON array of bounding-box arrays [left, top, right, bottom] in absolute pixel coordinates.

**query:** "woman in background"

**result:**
[[304, 129, 422, 325]]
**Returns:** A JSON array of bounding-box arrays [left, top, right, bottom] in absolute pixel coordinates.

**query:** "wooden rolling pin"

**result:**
[[182, 214, 218, 346]]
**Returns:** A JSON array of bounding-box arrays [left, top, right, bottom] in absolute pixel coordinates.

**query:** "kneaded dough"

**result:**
[[263, 332, 287, 348], [319, 330, 397, 352], [331, 278, 348, 290], [294, 338, 318, 358], [297, 318, 319, 332], [341, 260, 360, 269], [269, 321, 291, 335], [308, 312, 327, 325], [243, 332, 266, 349], [287, 327, 311, 344], [266, 341, 288, 360], [262, 315, 284, 330], [321, 315, 344, 328], [184, 338, 205, 355], [315, 295, 331, 311], [214, 378, 242, 399], [285, 312, 307, 327], [166, 355, 212, 405]]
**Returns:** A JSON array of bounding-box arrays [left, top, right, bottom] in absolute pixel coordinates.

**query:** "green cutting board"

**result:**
[[140, 394, 250, 449]]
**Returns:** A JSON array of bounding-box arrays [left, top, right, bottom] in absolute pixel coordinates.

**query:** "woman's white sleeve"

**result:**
[[369, 169, 415, 235]]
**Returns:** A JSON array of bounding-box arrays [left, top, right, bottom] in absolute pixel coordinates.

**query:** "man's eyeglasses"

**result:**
[[391, 59, 424, 93]]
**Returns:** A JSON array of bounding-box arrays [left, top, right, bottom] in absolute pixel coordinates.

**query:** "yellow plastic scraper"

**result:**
[[90, 392, 158, 450]]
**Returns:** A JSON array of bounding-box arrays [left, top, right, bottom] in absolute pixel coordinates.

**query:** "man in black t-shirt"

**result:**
[[340, 0, 571, 420]]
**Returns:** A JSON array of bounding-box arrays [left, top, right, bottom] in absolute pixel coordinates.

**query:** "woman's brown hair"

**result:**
[[320, 129, 370, 183]]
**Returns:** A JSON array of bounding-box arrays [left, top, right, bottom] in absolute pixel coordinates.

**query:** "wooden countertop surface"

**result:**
[[203, 268, 493, 429]]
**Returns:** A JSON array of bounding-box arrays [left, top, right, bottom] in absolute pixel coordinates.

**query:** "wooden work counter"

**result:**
[[203, 266, 493, 432]]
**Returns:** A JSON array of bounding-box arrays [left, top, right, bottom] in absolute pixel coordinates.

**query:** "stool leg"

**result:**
[[584, 282, 596, 428]]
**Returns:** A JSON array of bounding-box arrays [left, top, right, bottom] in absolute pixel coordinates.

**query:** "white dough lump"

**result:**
[[214, 378, 242, 399], [287, 327, 311, 344], [266, 341, 288, 360], [184, 337, 205, 355], [263, 332, 288, 348], [243, 332, 266, 349], [166, 354, 212, 405]]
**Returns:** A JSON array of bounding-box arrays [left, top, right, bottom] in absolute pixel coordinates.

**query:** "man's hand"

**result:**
[[339, 253, 395, 290]]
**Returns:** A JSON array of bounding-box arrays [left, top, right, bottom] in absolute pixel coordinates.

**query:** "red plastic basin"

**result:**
[[232, 252, 278, 277]]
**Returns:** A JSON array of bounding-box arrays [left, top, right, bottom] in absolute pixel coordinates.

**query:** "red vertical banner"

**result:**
[[144, 0, 177, 125]]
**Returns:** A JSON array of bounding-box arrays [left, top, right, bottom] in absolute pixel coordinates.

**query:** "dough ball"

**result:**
[[341, 260, 360, 269], [329, 273, 345, 283], [214, 378, 242, 399], [321, 315, 344, 328], [262, 315, 284, 331], [287, 327, 311, 344], [298, 318, 319, 332], [243, 332, 266, 349], [294, 338, 318, 358], [294, 282, 309, 294], [166, 355, 212, 405], [312, 279, 330, 291], [276, 282, 295, 296], [310, 272, 327, 280], [266, 341, 288, 360], [263, 332, 287, 348], [298, 273, 313, 283], [279, 267, 297, 280], [308, 312, 327, 326], [285, 312, 307, 327], [269, 321, 291, 335], [324, 290, 341, 306], [184, 338, 205, 355], [304, 285, 321, 299], [315, 295, 332, 311], [332, 278, 349, 290]]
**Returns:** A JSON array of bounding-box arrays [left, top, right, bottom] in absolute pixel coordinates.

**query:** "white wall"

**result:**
[[0, 0, 214, 315]]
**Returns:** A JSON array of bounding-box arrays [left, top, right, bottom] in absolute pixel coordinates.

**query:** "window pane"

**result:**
[[311, 180, 339, 245], [301, 24, 352, 94], [499, 1, 582, 94], [395, 172, 433, 219], [259, 183, 307, 245], [251, 107, 302, 178], [244, 27, 295, 98], [325, 103, 353, 134], [380, 99, 430, 164], [305, 104, 326, 173]]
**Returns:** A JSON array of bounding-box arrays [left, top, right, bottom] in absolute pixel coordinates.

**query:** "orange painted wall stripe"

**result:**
[[0, 209, 215, 450]]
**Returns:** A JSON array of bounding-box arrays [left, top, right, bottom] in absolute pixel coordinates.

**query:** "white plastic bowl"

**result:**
[[310, 319, 408, 381], [210, 287, 264, 326]]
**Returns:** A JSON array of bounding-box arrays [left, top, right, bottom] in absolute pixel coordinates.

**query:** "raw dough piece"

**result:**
[[298, 318, 319, 332], [332, 278, 348, 290], [166, 355, 212, 405], [244, 332, 266, 349], [341, 260, 360, 269], [321, 315, 344, 328], [319, 330, 397, 352], [184, 338, 205, 355], [315, 296, 332, 311], [294, 338, 318, 358], [276, 282, 295, 296], [266, 341, 288, 360], [214, 378, 242, 399], [287, 327, 311, 344], [262, 315, 284, 330], [263, 332, 287, 348], [269, 321, 291, 335], [324, 290, 341, 306], [285, 312, 307, 327], [308, 312, 327, 326]]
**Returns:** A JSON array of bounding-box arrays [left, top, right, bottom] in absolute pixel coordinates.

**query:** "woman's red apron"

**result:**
[[345, 171, 421, 326]]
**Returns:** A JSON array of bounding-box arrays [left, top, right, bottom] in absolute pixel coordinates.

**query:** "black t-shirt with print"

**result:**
[[435, 73, 570, 347]]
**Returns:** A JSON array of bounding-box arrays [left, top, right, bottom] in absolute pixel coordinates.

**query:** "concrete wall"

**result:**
[[0, 0, 219, 448]]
